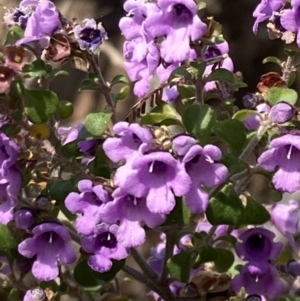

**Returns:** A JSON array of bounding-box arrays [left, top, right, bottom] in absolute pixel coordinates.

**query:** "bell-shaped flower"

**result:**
[[18, 222, 77, 281], [231, 262, 284, 298], [81, 223, 128, 273], [103, 122, 153, 163], [253, 0, 284, 34], [271, 200, 299, 249], [101, 188, 166, 248], [182, 144, 228, 213], [258, 134, 300, 193], [144, 0, 207, 63], [235, 228, 282, 262], [65, 180, 111, 235], [115, 146, 192, 215]]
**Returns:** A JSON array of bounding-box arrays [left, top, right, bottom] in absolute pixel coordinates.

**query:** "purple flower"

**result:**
[[182, 144, 228, 213], [115, 148, 192, 214], [81, 223, 128, 272], [257, 134, 300, 193], [269, 102, 294, 124], [101, 188, 166, 248], [231, 262, 284, 298], [14, 208, 35, 230], [253, 0, 284, 34], [65, 179, 111, 235], [16, 0, 60, 47], [103, 122, 153, 163], [271, 200, 299, 249], [244, 103, 270, 130], [0, 256, 11, 275], [280, 0, 300, 46], [18, 222, 76, 281], [123, 38, 160, 97], [73, 18, 107, 52], [23, 287, 45, 301], [172, 134, 196, 156], [235, 228, 282, 262], [286, 260, 300, 277], [144, 0, 207, 63]]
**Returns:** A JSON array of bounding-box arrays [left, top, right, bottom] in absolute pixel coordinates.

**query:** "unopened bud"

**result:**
[[246, 294, 262, 301], [14, 208, 35, 230], [31, 287, 45, 301], [36, 195, 51, 210], [242, 93, 258, 108], [286, 260, 300, 277], [269, 102, 294, 124]]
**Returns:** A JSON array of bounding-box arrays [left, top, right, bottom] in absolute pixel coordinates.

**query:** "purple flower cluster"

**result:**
[[120, 0, 207, 99], [232, 228, 284, 298], [0, 133, 22, 225]]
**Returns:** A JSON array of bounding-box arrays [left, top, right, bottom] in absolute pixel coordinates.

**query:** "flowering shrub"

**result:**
[[1, 0, 300, 300]]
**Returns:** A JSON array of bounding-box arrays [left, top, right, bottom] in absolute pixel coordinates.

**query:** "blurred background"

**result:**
[[0, 0, 298, 300]]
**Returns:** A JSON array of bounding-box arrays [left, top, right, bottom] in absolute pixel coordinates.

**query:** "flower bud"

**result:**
[[269, 102, 294, 124], [31, 287, 45, 301], [14, 208, 35, 230], [36, 195, 52, 210], [286, 260, 300, 277], [242, 93, 258, 108]]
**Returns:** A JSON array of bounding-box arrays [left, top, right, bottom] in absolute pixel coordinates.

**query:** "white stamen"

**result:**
[[149, 161, 155, 173], [205, 155, 214, 163], [49, 232, 53, 244], [258, 234, 262, 239], [107, 233, 111, 241], [133, 197, 138, 206], [255, 276, 259, 283], [287, 144, 293, 160]]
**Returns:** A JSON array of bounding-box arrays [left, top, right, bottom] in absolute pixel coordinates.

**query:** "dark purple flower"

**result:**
[[253, 0, 284, 34], [271, 200, 299, 249], [244, 103, 270, 130], [144, 0, 207, 63], [18, 222, 76, 281], [103, 122, 153, 163], [16, 0, 60, 47], [235, 228, 282, 262], [81, 223, 128, 272], [258, 134, 300, 193], [280, 0, 300, 46], [115, 147, 192, 214], [65, 179, 111, 235], [123, 38, 160, 97], [269, 102, 294, 124], [73, 18, 107, 51], [101, 188, 166, 248], [286, 260, 300, 277], [231, 262, 284, 298], [14, 208, 35, 230], [182, 144, 228, 213]]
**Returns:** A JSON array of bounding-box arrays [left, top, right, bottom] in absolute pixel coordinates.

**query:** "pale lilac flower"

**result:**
[[269, 102, 294, 124], [231, 262, 284, 298], [16, 0, 60, 46], [280, 0, 300, 46], [65, 179, 111, 235], [101, 188, 165, 248], [81, 223, 128, 272], [172, 134, 196, 157], [115, 148, 192, 214], [235, 228, 282, 262], [103, 122, 153, 163], [23, 287, 45, 301], [258, 134, 300, 193], [18, 222, 76, 281], [182, 144, 228, 212], [244, 103, 270, 130], [144, 0, 207, 63], [253, 0, 284, 34], [14, 208, 35, 230], [73, 18, 107, 51]]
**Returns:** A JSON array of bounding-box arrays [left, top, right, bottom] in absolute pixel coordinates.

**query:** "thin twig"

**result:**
[[282, 55, 294, 84]]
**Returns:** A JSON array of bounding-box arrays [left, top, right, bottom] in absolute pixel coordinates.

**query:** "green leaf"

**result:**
[[49, 179, 78, 205], [194, 244, 218, 264], [214, 248, 234, 273], [92, 259, 126, 281], [288, 71, 296, 87], [267, 87, 298, 106], [112, 85, 130, 101], [167, 252, 191, 282], [0, 224, 21, 250], [5, 26, 24, 45], [84, 112, 112, 137], [140, 101, 182, 126], [182, 104, 216, 136], [270, 190, 283, 202], [232, 109, 260, 122], [58, 100, 74, 119], [78, 78, 98, 92], [214, 235, 237, 246], [8, 288, 19, 301], [206, 184, 244, 226], [205, 68, 235, 83], [242, 196, 270, 225], [49, 69, 69, 80], [88, 146, 110, 178], [23, 89, 59, 124], [213, 119, 246, 156], [165, 197, 191, 226], [22, 60, 51, 77], [197, 2, 207, 10], [74, 259, 104, 291], [262, 56, 282, 66], [169, 66, 192, 82], [111, 75, 129, 86], [220, 154, 247, 177], [61, 140, 78, 158], [177, 85, 196, 98], [0, 124, 21, 137], [189, 61, 207, 77]]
